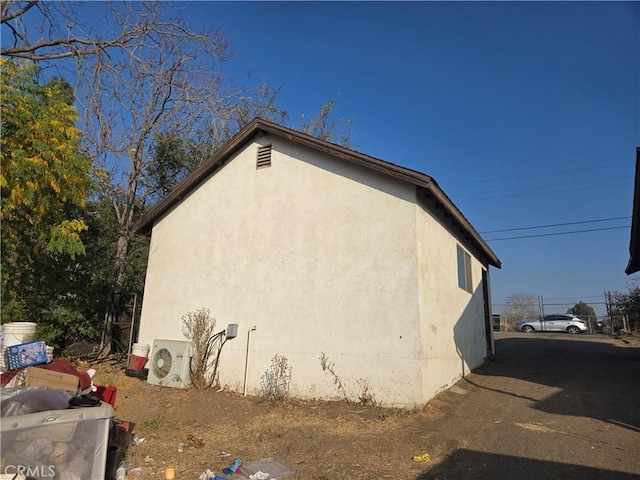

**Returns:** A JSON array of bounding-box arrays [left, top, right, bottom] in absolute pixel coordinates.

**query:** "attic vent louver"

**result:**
[[257, 145, 272, 169]]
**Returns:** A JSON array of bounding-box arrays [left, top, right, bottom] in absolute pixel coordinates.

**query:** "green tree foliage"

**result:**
[[82, 199, 149, 299], [1, 59, 92, 322], [1, 59, 91, 257], [142, 132, 211, 203], [1, 197, 148, 348], [610, 285, 640, 332], [2, 2, 356, 352], [567, 301, 597, 321]]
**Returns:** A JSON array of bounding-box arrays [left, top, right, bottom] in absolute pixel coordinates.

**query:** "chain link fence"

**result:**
[[11, 303, 634, 365], [46, 299, 142, 362], [57, 332, 102, 359], [494, 314, 638, 334]]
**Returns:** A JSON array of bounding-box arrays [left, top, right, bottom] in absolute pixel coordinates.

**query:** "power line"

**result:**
[[451, 181, 632, 202], [485, 225, 629, 242], [492, 296, 606, 302], [493, 302, 609, 306], [480, 216, 631, 234], [425, 126, 635, 172], [543, 302, 608, 306], [451, 163, 628, 187], [455, 178, 630, 197]]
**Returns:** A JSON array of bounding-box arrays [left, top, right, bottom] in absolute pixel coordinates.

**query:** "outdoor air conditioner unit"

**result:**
[[147, 339, 192, 388]]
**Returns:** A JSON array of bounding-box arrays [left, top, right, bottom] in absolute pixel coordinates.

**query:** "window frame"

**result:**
[[457, 245, 473, 293]]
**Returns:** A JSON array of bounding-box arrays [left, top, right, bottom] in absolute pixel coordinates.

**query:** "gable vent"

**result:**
[[256, 145, 272, 169]]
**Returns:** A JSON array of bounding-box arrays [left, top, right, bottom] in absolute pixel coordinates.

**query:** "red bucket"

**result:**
[[128, 354, 147, 370], [95, 385, 118, 408]]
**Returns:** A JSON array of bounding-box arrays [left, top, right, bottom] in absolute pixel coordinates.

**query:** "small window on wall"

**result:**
[[457, 245, 472, 293]]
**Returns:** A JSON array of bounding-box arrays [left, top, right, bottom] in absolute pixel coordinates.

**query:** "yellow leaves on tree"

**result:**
[[1, 59, 91, 258]]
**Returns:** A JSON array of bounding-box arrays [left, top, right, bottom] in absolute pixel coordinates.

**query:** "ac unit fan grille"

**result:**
[[152, 348, 173, 379]]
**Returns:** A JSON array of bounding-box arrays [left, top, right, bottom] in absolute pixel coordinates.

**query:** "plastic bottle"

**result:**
[[116, 464, 126, 480]]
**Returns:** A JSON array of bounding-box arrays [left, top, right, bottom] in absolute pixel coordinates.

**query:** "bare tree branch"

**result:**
[[1, 0, 37, 24], [2, 1, 352, 353], [2, 0, 239, 352]]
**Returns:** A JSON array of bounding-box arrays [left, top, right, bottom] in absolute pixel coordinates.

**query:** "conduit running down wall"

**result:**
[[243, 326, 256, 396]]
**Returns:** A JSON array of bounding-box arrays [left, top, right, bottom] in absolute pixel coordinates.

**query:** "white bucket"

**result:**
[[131, 343, 150, 358], [2, 322, 37, 348], [46, 345, 55, 362]]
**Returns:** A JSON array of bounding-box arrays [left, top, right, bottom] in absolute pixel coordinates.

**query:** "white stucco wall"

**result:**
[[416, 202, 489, 402], [139, 135, 425, 407]]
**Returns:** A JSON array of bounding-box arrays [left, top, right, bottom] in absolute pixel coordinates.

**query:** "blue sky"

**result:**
[[182, 2, 639, 316], [10, 1, 634, 316]]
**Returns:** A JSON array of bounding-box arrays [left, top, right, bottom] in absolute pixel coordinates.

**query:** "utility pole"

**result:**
[[538, 295, 545, 331], [604, 290, 612, 333]]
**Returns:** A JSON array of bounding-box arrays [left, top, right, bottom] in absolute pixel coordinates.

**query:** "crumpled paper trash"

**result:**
[[198, 471, 228, 480]]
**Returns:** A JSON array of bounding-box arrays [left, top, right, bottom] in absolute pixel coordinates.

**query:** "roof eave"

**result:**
[[133, 118, 434, 235], [419, 183, 501, 269], [625, 146, 640, 275], [133, 119, 265, 235], [133, 118, 501, 270]]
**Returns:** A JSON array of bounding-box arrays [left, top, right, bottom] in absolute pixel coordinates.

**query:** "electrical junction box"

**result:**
[[226, 324, 238, 340]]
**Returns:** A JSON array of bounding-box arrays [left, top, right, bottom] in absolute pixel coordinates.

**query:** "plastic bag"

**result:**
[[1, 386, 74, 417]]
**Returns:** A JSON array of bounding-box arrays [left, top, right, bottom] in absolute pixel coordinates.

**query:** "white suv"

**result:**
[[516, 314, 588, 334]]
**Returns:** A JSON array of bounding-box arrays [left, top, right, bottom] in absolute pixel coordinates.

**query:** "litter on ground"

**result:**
[[412, 452, 431, 463]]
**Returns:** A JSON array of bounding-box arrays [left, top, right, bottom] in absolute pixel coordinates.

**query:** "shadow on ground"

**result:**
[[416, 448, 639, 480], [471, 335, 640, 433]]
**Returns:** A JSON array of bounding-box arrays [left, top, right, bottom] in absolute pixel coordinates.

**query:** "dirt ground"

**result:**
[[91, 333, 640, 480], [93, 367, 452, 480]]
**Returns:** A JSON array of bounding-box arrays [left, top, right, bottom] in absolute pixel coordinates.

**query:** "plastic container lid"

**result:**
[[240, 458, 295, 479], [1, 401, 114, 433]]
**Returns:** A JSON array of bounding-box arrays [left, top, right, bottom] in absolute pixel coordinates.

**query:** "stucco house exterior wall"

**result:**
[[134, 119, 500, 408], [415, 199, 491, 401]]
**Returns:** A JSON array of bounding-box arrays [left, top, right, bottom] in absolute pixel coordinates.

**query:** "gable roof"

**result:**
[[134, 118, 501, 268]]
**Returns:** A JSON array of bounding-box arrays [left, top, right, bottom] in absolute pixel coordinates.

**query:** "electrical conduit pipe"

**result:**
[[243, 326, 256, 396]]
